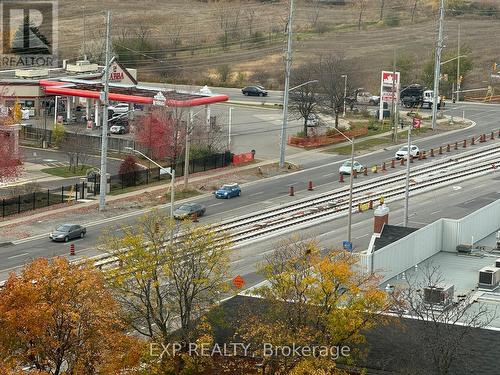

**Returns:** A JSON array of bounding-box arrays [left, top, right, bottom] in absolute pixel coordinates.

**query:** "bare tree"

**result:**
[[410, 0, 419, 22], [288, 64, 321, 135], [309, 0, 322, 30], [380, 0, 386, 21], [244, 7, 256, 38], [316, 55, 358, 128], [353, 0, 368, 30], [60, 129, 92, 172], [394, 264, 496, 375], [215, 1, 242, 50]]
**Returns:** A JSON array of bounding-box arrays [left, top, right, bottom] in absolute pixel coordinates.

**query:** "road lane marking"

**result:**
[[248, 192, 264, 197], [207, 202, 223, 207], [430, 210, 441, 215], [7, 252, 29, 259], [355, 234, 369, 240]]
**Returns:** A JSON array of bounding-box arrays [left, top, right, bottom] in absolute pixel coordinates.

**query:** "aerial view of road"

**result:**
[[1, 1, 500, 374]]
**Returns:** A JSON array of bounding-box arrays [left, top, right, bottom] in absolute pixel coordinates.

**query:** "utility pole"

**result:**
[[228, 107, 233, 152], [431, 0, 445, 130], [456, 24, 461, 102], [391, 49, 398, 142], [184, 110, 191, 189], [82, 6, 87, 60], [99, 11, 111, 212], [279, 0, 294, 169], [404, 123, 412, 227]]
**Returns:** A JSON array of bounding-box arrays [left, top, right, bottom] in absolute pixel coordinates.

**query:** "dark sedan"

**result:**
[[242, 86, 268, 97], [173, 203, 206, 220], [49, 224, 86, 242]]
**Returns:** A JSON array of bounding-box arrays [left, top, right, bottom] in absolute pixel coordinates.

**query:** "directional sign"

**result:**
[[342, 241, 353, 252], [232, 275, 245, 289]]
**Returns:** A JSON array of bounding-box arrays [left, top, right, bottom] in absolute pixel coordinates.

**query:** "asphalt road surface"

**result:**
[[1, 102, 499, 281]]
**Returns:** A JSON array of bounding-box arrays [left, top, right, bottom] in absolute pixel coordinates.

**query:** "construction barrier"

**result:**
[[308, 181, 314, 191], [232, 152, 255, 165], [288, 128, 368, 148]]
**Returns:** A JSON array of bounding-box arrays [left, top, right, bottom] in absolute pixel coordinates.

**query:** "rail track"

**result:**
[[1, 141, 499, 284]]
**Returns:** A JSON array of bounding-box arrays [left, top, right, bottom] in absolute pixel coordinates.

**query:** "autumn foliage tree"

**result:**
[[240, 237, 391, 373], [0, 99, 23, 182], [135, 107, 186, 166], [119, 155, 142, 186], [0, 257, 142, 374]]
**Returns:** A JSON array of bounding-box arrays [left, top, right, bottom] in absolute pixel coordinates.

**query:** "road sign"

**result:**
[[232, 275, 245, 289], [342, 241, 353, 251], [159, 167, 172, 175], [153, 91, 166, 106], [412, 117, 421, 129]]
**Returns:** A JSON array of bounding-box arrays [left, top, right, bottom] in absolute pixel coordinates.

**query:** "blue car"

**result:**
[[215, 183, 241, 199]]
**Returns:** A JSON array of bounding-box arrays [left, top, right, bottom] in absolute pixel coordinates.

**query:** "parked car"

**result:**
[[346, 88, 380, 107], [395, 145, 420, 159], [109, 124, 129, 134], [173, 203, 206, 220], [339, 160, 365, 175], [215, 183, 241, 199], [242, 86, 268, 97], [108, 103, 131, 115], [49, 224, 86, 242]]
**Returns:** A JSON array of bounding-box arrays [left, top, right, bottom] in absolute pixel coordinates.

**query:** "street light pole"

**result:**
[[347, 136, 355, 243], [431, 0, 445, 130], [403, 124, 412, 227], [124, 147, 176, 224], [279, 0, 294, 169], [330, 127, 355, 245], [341, 74, 347, 117]]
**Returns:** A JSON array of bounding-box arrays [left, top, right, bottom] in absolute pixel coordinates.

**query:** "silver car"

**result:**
[[49, 224, 86, 242]]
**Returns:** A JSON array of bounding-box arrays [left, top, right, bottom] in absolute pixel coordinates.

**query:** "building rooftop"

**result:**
[[373, 224, 418, 252]]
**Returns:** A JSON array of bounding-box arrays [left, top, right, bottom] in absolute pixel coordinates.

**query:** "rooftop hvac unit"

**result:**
[[495, 258, 500, 268], [478, 267, 500, 289], [423, 284, 454, 309]]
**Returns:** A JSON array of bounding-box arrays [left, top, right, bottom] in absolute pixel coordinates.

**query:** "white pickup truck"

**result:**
[[347, 88, 380, 107]]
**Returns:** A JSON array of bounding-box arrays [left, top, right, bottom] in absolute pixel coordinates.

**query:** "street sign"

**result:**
[[153, 91, 166, 106], [412, 118, 421, 129], [232, 275, 245, 289], [342, 241, 353, 251]]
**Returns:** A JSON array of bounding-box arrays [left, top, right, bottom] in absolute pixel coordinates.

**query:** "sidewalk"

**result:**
[[0, 158, 282, 235]]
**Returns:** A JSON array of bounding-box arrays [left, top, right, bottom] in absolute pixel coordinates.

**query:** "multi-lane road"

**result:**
[[1, 93, 500, 284]]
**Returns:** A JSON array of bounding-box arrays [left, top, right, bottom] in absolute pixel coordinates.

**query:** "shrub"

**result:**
[[384, 14, 400, 27], [52, 123, 65, 148], [368, 118, 380, 130], [119, 155, 141, 187]]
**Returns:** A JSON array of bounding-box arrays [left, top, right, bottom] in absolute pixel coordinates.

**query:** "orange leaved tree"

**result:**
[[0, 257, 142, 374]]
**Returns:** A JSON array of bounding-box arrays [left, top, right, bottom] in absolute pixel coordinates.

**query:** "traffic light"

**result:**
[[493, 63, 498, 72], [458, 75, 463, 84]]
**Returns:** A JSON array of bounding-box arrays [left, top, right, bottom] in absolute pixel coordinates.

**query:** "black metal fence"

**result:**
[[1, 183, 86, 218], [1, 151, 232, 218]]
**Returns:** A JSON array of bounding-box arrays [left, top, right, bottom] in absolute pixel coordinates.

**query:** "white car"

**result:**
[[108, 103, 131, 115], [339, 160, 364, 175], [109, 125, 128, 134], [395, 145, 420, 159]]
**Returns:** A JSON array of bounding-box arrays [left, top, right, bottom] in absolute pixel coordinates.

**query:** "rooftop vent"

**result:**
[[15, 69, 49, 78]]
